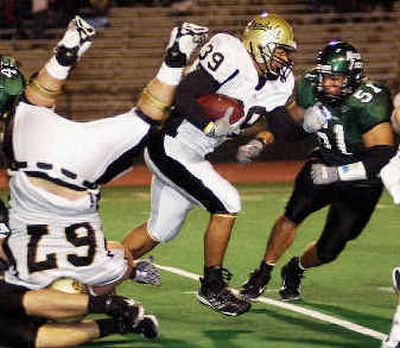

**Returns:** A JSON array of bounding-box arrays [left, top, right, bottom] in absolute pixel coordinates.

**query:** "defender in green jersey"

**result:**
[[0, 55, 23, 270], [0, 56, 24, 119], [240, 41, 395, 301]]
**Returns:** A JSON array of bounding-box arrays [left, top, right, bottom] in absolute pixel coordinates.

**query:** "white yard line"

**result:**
[[156, 264, 386, 341]]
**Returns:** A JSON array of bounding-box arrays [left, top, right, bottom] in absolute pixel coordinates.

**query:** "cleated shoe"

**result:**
[[279, 257, 304, 301], [197, 268, 250, 316], [55, 15, 96, 66], [132, 315, 159, 340], [240, 267, 271, 300]]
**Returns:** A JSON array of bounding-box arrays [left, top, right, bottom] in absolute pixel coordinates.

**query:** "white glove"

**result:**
[[236, 139, 265, 164], [131, 257, 160, 286], [204, 107, 234, 138], [165, 22, 209, 67], [302, 104, 330, 133], [381, 152, 400, 204], [311, 163, 339, 185]]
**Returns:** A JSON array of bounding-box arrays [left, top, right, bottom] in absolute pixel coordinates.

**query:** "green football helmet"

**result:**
[[314, 41, 364, 105], [242, 13, 296, 81]]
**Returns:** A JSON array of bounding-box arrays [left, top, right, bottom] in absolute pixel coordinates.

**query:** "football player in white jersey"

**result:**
[[0, 16, 208, 347], [380, 100, 400, 348], [123, 13, 296, 316]]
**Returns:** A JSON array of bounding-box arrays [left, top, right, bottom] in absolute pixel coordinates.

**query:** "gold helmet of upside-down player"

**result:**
[[47, 277, 88, 323], [242, 13, 296, 81]]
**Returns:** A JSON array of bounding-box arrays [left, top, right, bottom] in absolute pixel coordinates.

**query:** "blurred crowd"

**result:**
[[0, 0, 191, 37], [0, 0, 112, 37], [310, 0, 397, 12], [0, 0, 397, 39]]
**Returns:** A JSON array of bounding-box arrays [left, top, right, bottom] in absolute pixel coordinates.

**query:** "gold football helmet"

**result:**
[[242, 13, 296, 81], [47, 278, 88, 323]]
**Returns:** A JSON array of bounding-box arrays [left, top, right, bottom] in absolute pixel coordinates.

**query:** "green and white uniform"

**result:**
[[296, 70, 392, 167], [0, 56, 23, 238], [284, 71, 392, 264], [0, 56, 24, 118]]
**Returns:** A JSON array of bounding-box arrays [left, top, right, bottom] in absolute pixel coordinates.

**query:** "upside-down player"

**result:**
[[0, 16, 208, 347]]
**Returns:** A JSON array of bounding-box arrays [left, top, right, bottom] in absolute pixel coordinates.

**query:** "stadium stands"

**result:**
[[0, 0, 399, 120]]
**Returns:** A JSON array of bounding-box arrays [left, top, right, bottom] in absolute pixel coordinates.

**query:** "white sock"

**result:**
[[156, 62, 184, 86], [45, 56, 70, 80], [388, 306, 400, 342]]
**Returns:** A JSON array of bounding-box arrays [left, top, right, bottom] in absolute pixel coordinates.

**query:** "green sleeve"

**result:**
[[351, 82, 392, 133], [0, 56, 24, 115], [295, 71, 317, 109]]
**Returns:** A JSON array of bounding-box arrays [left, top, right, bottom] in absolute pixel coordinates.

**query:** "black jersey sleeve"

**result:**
[[174, 65, 220, 131]]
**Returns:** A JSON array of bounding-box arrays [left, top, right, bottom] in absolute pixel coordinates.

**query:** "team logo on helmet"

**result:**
[[242, 13, 296, 81]]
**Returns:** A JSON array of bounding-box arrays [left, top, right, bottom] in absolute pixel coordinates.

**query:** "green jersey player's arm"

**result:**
[[286, 71, 317, 124], [357, 83, 395, 179]]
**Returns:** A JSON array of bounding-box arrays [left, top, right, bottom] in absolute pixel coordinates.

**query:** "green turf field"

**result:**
[[83, 183, 398, 347]]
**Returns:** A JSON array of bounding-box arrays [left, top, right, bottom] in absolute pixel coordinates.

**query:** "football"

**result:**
[[196, 94, 244, 124]]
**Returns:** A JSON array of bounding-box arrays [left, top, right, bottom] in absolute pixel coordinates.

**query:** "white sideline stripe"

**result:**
[[156, 264, 386, 341], [378, 287, 394, 293]]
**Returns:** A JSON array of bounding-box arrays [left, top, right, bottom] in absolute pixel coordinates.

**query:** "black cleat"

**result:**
[[132, 315, 159, 340], [197, 268, 251, 316], [393, 267, 400, 292], [240, 266, 271, 300], [279, 257, 304, 301], [105, 295, 144, 328]]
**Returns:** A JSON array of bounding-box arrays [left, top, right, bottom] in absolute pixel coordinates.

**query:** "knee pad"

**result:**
[[147, 217, 184, 243], [208, 186, 241, 215], [225, 189, 241, 214]]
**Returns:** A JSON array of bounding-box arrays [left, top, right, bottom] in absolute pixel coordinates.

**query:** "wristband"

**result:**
[[156, 62, 184, 86], [338, 161, 367, 181]]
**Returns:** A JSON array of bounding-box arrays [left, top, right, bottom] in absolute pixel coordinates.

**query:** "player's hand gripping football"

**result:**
[[204, 107, 235, 138], [165, 22, 209, 67]]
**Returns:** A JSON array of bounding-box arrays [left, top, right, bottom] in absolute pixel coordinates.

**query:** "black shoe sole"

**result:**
[[279, 291, 301, 301], [196, 293, 250, 316], [239, 288, 265, 301]]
